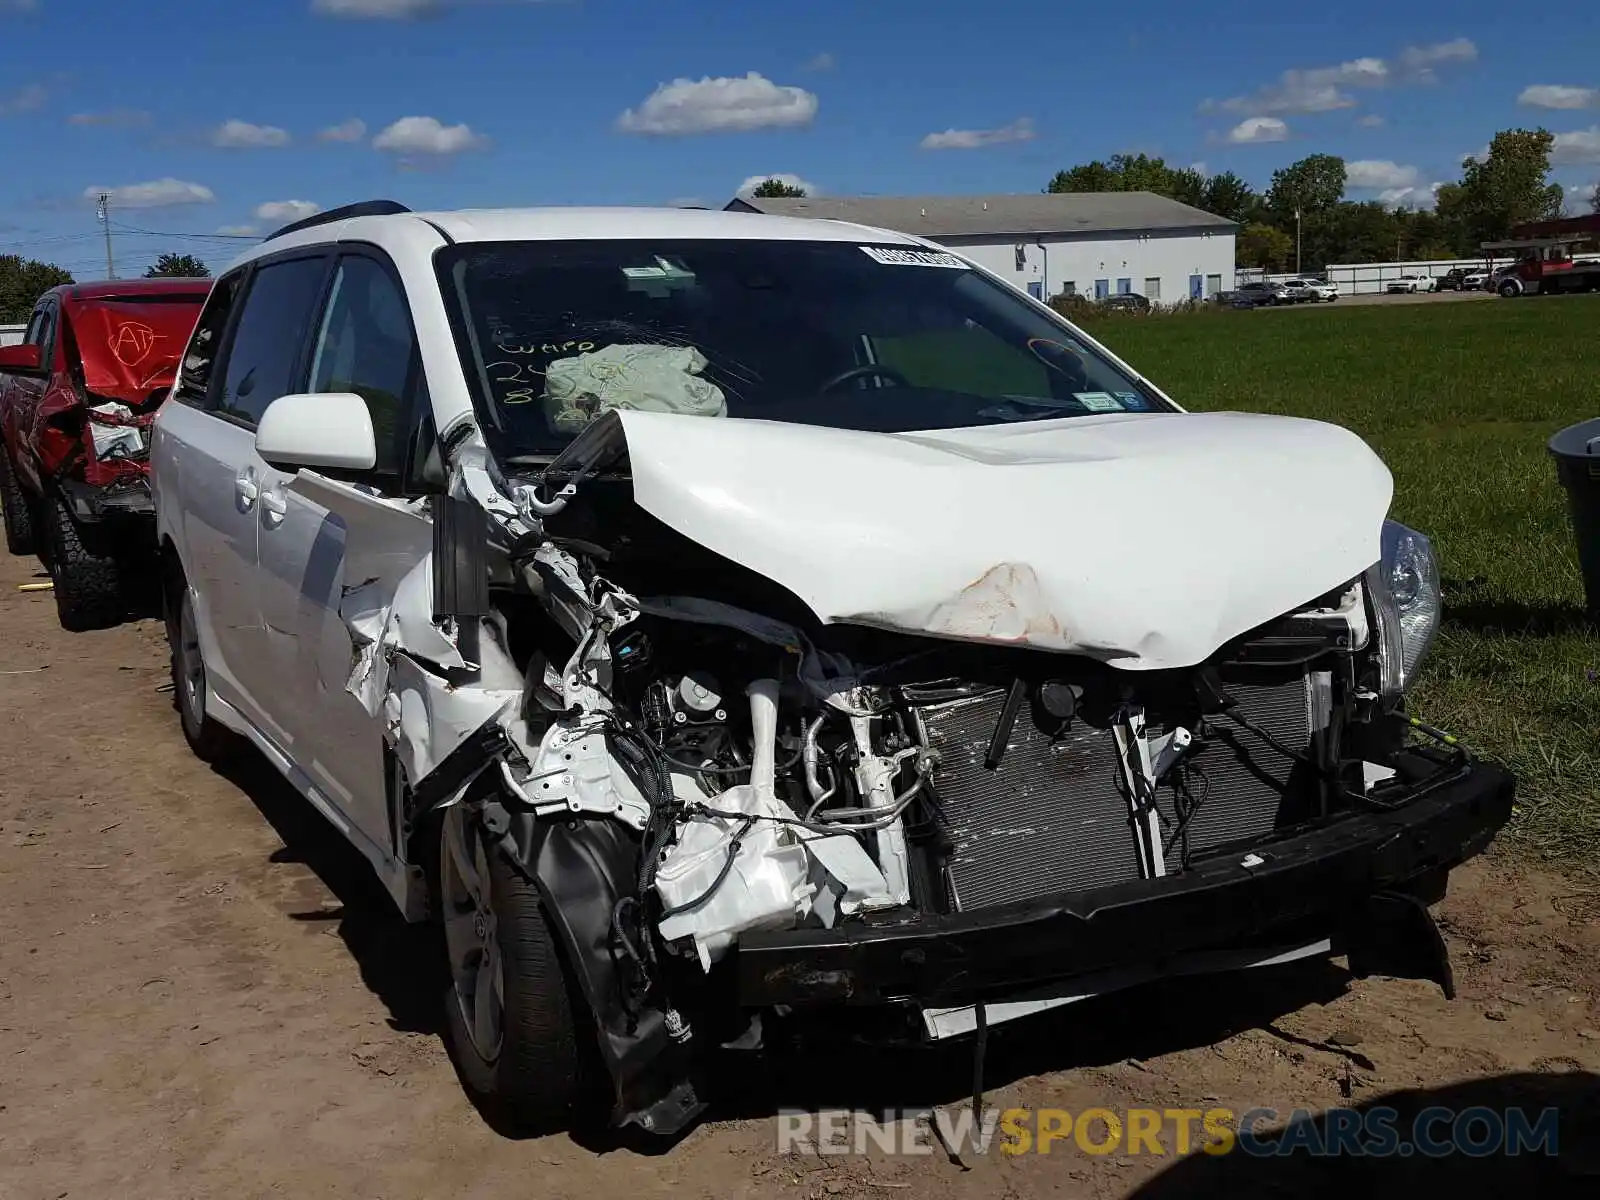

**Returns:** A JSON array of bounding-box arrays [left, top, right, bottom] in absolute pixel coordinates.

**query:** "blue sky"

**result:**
[[1, 0, 1597, 278]]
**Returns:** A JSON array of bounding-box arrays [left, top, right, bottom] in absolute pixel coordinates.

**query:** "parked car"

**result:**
[[1461, 270, 1489, 290], [0, 278, 209, 629], [1229, 281, 1290, 307], [151, 200, 1513, 1137], [1280, 277, 1340, 302], [1098, 292, 1151, 314], [1385, 274, 1439, 294]]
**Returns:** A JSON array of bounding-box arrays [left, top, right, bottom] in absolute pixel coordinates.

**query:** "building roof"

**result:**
[[726, 191, 1238, 239]]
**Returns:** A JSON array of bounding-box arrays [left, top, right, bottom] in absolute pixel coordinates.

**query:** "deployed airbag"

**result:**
[[545, 344, 727, 433]]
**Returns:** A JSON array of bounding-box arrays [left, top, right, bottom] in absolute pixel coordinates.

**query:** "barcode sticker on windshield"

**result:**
[[860, 246, 969, 269], [1074, 391, 1122, 412]]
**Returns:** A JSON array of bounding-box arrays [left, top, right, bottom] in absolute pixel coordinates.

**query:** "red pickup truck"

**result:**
[[0, 278, 209, 629]]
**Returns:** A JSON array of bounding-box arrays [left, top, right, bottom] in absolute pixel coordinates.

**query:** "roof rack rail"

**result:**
[[263, 199, 412, 243]]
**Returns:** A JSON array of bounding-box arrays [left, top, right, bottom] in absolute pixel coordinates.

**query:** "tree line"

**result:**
[[0, 252, 210, 324], [1048, 127, 1596, 273]]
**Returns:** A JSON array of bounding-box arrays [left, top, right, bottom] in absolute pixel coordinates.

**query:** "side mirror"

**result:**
[[255, 392, 376, 472], [0, 343, 44, 375]]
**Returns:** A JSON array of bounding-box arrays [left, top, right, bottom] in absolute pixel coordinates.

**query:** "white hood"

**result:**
[[587, 408, 1393, 670]]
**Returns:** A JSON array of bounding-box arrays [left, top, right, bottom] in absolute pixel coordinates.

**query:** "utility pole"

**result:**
[[97, 192, 116, 279], [1295, 207, 1302, 275]]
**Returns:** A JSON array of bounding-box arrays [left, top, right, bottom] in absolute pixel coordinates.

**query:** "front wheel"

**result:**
[[0, 451, 35, 557], [42, 496, 123, 631], [438, 803, 589, 1132], [1499, 280, 1521, 298]]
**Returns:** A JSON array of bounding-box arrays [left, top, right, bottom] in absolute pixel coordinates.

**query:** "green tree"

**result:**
[[1236, 222, 1294, 271], [145, 252, 211, 278], [1439, 128, 1563, 247], [1265, 154, 1347, 217], [1047, 153, 1252, 220], [750, 178, 807, 198], [1201, 171, 1261, 224], [0, 255, 73, 324]]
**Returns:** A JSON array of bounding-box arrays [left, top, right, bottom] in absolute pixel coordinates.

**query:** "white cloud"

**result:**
[[372, 115, 488, 154], [84, 178, 216, 208], [803, 52, 836, 73], [215, 224, 260, 236], [1398, 37, 1478, 81], [1520, 85, 1600, 110], [1377, 182, 1443, 210], [318, 117, 367, 142], [1, 84, 47, 115], [1227, 116, 1289, 144], [920, 117, 1035, 150], [1208, 40, 1476, 116], [736, 173, 820, 196], [1553, 127, 1600, 164], [1565, 182, 1599, 213], [212, 119, 291, 148], [255, 200, 321, 223], [68, 109, 151, 127], [312, 0, 437, 15], [1346, 159, 1420, 189], [1356, 113, 1386, 128], [617, 72, 818, 135], [1190, 161, 1209, 177]]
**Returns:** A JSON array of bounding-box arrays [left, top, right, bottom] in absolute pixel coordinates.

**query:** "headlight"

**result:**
[[1368, 520, 1441, 701]]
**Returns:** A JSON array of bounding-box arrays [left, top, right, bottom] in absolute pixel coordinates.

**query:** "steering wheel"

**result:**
[[817, 363, 911, 392]]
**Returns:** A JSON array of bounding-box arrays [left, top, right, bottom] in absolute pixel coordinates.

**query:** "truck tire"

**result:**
[[1499, 279, 1521, 298], [41, 495, 124, 631], [437, 803, 588, 1133], [0, 451, 35, 557]]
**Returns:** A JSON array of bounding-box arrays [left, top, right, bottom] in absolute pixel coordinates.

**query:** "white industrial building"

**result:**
[[726, 191, 1237, 305]]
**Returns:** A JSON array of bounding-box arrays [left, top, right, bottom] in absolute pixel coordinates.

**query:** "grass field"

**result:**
[[1087, 296, 1600, 865]]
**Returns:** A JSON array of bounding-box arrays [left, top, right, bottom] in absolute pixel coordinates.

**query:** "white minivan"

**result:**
[[151, 200, 1511, 1139]]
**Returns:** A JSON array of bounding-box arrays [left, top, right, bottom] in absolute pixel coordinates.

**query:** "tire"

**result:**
[[168, 581, 236, 762], [41, 495, 124, 631], [1499, 280, 1520, 298], [0, 450, 35, 557], [438, 804, 588, 1132]]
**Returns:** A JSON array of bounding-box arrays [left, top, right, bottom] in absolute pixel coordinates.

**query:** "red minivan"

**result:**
[[0, 278, 210, 629]]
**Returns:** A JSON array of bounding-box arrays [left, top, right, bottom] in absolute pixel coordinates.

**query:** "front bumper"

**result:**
[[736, 761, 1513, 1008]]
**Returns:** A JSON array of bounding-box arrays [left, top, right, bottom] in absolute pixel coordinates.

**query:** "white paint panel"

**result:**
[[605, 406, 1393, 671]]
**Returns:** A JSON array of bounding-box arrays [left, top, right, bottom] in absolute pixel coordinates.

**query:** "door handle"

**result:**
[[260, 486, 287, 526], [234, 471, 259, 510]]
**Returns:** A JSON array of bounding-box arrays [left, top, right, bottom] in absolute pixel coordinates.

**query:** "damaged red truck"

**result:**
[[0, 278, 210, 629]]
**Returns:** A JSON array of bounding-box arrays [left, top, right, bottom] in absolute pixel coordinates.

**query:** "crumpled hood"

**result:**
[[590, 408, 1393, 670]]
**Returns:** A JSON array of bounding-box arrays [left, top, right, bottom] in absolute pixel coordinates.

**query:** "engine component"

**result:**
[[677, 671, 722, 716]]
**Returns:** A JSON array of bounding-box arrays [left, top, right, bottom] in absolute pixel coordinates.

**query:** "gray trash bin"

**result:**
[[1549, 417, 1600, 620]]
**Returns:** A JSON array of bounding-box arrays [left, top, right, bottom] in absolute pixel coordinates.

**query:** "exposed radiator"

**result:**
[[909, 668, 1318, 912], [912, 689, 1141, 911], [1157, 668, 1319, 858]]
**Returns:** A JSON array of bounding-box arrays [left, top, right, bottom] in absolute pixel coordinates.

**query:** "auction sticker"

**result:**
[[1074, 391, 1123, 412], [1114, 390, 1150, 410], [860, 246, 969, 269]]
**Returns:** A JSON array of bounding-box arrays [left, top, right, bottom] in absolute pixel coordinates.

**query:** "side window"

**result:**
[[28, 304, 57, 363], [174, 271, 244, 407], [306, 255, 415, 477], [217, 256, 329, 427]]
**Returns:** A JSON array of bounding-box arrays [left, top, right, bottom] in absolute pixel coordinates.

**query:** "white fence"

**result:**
[[1239, 258, 1502, 295]]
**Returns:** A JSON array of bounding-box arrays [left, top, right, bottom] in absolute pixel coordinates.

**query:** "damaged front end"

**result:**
[[368, 413, 1511, 1138]]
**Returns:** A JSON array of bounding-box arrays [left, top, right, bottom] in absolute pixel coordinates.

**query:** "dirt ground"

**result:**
[[1, 542, 1597, 1200]]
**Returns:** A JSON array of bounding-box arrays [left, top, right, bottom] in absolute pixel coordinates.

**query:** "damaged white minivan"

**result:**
[[151, 201, 1513, 1136]]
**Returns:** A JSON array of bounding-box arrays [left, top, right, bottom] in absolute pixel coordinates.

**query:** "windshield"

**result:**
[[435, 238, 1169, 459]]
